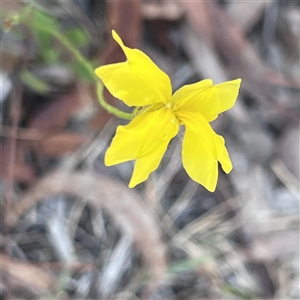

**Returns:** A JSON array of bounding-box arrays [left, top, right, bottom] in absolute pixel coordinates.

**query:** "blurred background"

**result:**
[[1, 0, 299, 299]]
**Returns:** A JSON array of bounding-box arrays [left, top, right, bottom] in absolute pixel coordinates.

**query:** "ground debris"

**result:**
[[1, 0, 299, 299]]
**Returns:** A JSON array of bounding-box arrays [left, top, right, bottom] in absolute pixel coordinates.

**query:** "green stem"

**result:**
[[47, 30, 133, 120], [11, 5, 133, 119]]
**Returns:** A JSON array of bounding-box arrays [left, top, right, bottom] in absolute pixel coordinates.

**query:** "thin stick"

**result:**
[[2, 85, 23, 300]]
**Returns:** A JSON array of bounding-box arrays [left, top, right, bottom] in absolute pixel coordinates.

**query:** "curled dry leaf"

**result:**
[[8, 171, 166, 288]]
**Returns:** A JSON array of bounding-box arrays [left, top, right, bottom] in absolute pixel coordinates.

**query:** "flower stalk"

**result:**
[[51, 30, 134, 120]]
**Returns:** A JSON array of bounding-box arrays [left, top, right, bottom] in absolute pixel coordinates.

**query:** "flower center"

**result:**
[[165, 102, 173, 110]]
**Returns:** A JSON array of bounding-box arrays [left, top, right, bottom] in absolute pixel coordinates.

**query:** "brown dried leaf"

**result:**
[[30, 131, 86, 157], [8, 171, 166, 287], [0, 253, 56, 295], [99, 0, 141, 65], [0, 141, 36, 184], [106, 0, 141, 49], [0, 47, 23, 72], [27, 89, 81, 131]]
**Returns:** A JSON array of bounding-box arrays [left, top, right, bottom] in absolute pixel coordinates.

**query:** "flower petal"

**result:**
[[95, 30, 172, 107], [129, 147, 166, 188], [177, 111, 232, 192], [171, 79, 241, 122], [105, 107, 179, 187]]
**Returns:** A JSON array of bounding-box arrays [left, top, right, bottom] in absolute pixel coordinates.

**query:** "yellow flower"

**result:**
[[95, 30, 241, 192]]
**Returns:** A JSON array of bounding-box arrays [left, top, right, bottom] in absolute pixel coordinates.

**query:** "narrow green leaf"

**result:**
[[65, 28, 89, 48], [20, 70, 49, 94], [222, 285, 255, 299], [168, 255, 212, 274], [32, 10, 59, 32]]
